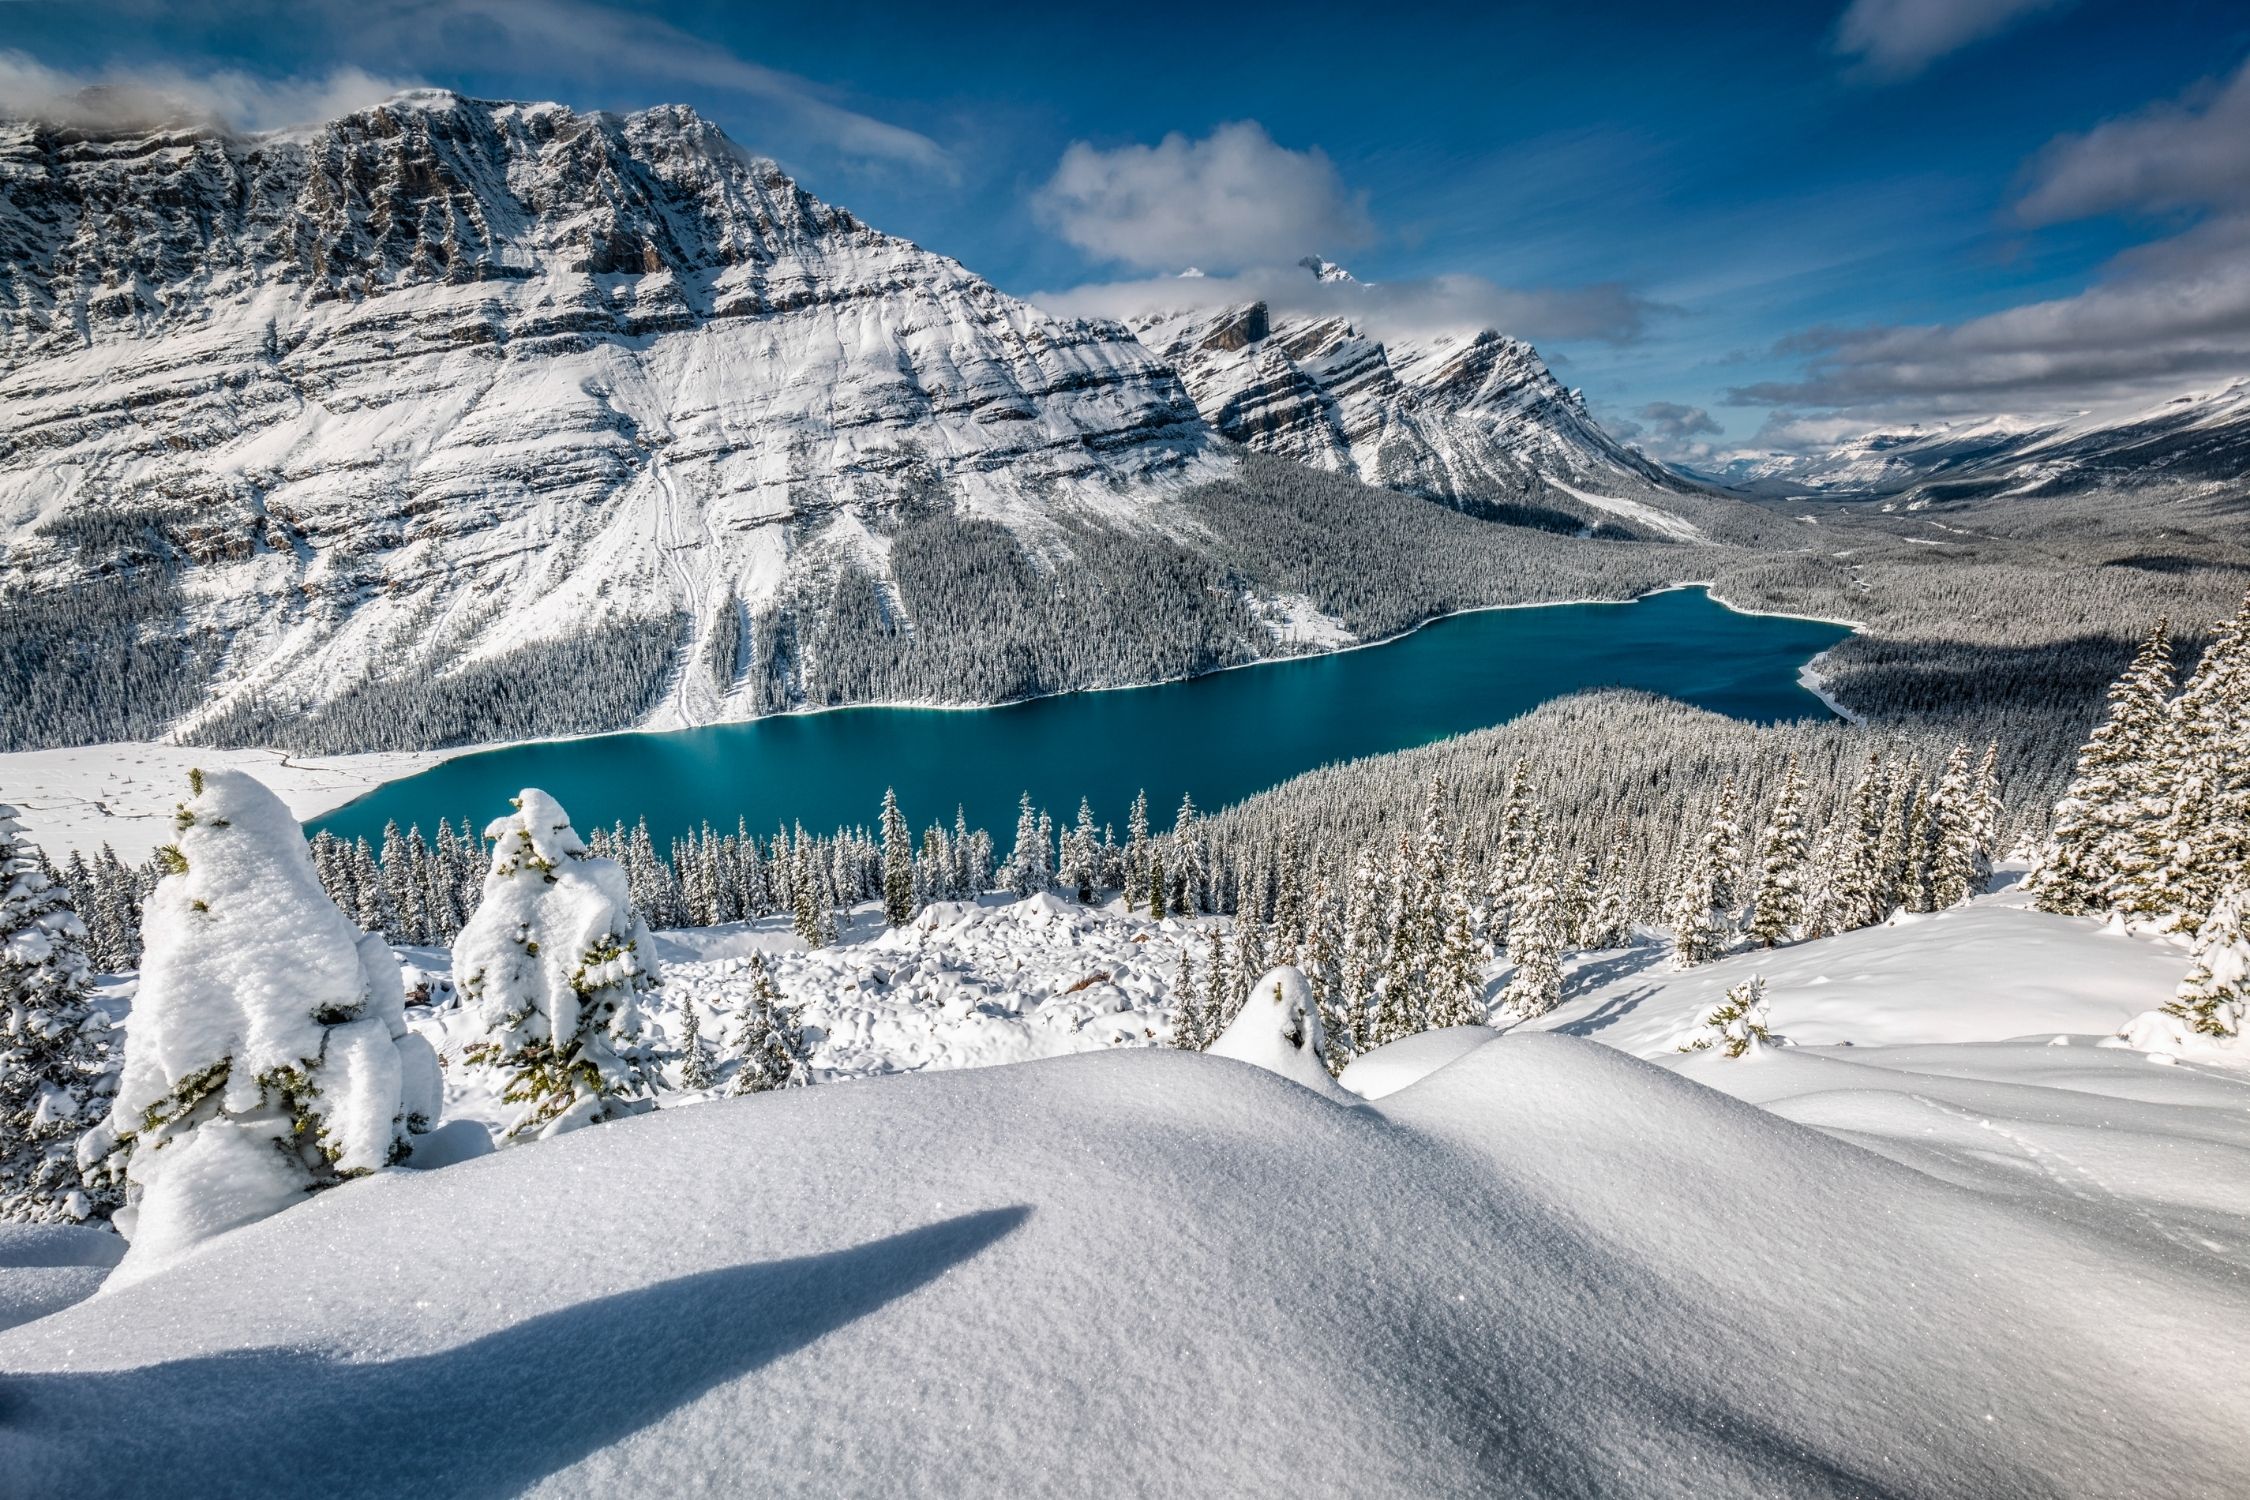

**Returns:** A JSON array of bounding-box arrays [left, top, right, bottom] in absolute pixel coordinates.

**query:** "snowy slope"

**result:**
[[0, 93, 1213, 739], [1127, 262, 1691, 527], [4, 1025, 2246, 1494]]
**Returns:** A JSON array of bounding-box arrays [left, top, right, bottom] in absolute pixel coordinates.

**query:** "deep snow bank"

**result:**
[[4, 1040, 2245, 1498]]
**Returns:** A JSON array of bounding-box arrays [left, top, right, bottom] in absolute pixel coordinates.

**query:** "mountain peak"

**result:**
[[1298, 255, 1357, 285]]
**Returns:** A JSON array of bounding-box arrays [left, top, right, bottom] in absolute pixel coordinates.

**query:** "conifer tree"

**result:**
[[1123, 791, 1152, 913], [1146, 850, 1169, 920], [880, 788, 915, 926], [452, 789, 660, 1143], [1170, 944, 1204, 1050], [1497, 851, 1565, 1020], [2162, 885, 2250, 1039], [677, 1000, 716, 1091], [81, 770, 440, 1268], [1925, 744, 1986, 909], [2135, 593, 2250, 929], [1748, 757, 1810, 946], [1003, 793, 1041, 897], [1170, 794, 1206, 915], [1675, 976, 1776, 1059], [1666, 858, 1726, 970], [1065, 799, 1099, 903], [1705, 776, 1744, 917], [729, 955, 813, 1093], [1426, 872, 1493, 1030], [2030, 618, 2177, 916], [1338, 848, 1387, 1051], [0, 804, 119, 1224]]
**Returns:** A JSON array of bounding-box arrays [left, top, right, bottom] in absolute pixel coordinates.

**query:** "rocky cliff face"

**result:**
[[1128, 263, 1685, 530], [0, 92, 1212, 742]]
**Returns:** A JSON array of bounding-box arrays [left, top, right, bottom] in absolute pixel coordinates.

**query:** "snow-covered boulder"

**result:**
[[1207, 966, 1348, 1099], [80, 769, 440, 1283]]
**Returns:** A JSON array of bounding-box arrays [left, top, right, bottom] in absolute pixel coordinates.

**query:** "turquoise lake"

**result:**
[[310, 587, 1851, 848]]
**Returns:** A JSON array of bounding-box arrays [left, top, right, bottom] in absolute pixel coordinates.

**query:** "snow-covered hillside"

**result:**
[[5, 903, 2247, 1495], [1129, 260, 1690, 528], [0, 92, 1213, 743]]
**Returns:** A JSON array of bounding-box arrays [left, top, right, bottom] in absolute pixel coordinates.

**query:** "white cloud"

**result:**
[[1832, 0, 2074, 79], [1034, 122, 1372, 273], [1733, 58, 2250, 426], [2014, 57, 2250, 223], [0, 2, 950, 175], [1035, 264, 1656, 348], [0, 49, 413, 131]]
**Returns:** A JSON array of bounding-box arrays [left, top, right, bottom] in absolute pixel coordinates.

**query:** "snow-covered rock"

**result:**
[[1205, 964, 1348, 1099]]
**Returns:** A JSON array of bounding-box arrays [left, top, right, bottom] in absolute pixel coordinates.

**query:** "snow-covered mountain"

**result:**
[[0, 91, 1212, 740], [1702, 381, 2250, 502], [1128, 259, 1686, 528]]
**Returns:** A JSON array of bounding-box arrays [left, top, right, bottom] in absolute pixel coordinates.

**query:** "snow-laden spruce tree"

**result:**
[[1426, 875, 1493, 1029], [2029, 618, 2176, 915], [78, 770, 440, 1275], [451, 789, 660, 1143], [1666, 859, 1727, 970], [1497, 850, 1566, 1021], [1924, 743, 1991, 909], [1747, 757, 1809, 946], [1675, 976, 1777, 1059], [728, 954, 812, 1094], [0, 804, 120, 1225], [1169, 944, 1206, 1050], [676, 1000, 717, 1091], [2118, 885, 2250, 1055], [2167, 886, 2250, 1038], [880, 788, 915, 926], [2131, 593, 2250, 929]]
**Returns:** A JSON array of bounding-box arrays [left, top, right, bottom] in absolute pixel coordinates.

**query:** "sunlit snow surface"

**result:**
[[4, 889, 2248, 1496]]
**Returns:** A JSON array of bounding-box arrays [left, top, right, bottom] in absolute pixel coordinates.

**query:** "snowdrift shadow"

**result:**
[[0, 1205, 1031, 1499]]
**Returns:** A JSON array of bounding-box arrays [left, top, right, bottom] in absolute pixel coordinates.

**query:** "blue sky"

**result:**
[[6, 0, 2249, 457]]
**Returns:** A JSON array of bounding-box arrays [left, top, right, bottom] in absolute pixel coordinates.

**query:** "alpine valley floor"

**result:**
[[2, 880, 2246, 1498]]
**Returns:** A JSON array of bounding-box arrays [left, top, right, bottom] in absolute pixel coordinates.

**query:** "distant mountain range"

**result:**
[[1693, 382, 2250, 503]]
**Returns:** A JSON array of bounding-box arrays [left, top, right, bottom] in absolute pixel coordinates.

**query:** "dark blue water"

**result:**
[[310, 588, 1849, 846]]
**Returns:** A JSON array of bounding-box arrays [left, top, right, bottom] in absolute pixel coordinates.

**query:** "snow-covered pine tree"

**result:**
[[1123, 791, 1152, 913], [2133, 593, 2250, 929], [79, 770, 440, 1272], [728, 955, 813, 1094], [1666, 856, 1727, 970], [1170, 943, 1205, 1050], [1497, 850, 1565, 1021], [1337, 847, 1387, 1051], [880, 788, 915, 926], [1925, 743, 1985, 909], [1146, 849, 1169, 920], [1705, 776, 1744, 917], [1170, 794, 1206, 915], [1675, 976, 1775, 1059], [1748, 756, 1810, 946], [451, 789, 661, 1143], [677, 999, 716, 1091], [1035, 810, 1056, 892], [1301, 876, 1353, 1075], [1065, 799, 1099, 903], [1003, 793, 1040, 898], [2161, 885, 2250, 1039], [2029, 618, 2176, 916], [0, 804, 120, 1224], [1825, 755, 1891, 932]]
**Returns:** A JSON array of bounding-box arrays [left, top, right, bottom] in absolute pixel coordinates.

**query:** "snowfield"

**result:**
[[4, 884, 2248, 1495]]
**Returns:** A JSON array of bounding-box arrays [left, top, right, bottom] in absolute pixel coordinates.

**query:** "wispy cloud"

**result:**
[[1036, 263, 1659, 348], [1034, 122, 1372, 274], [1832, 0, 2076, 79], [0, 48, 413, 131], [1732, 55, 2250, 435], [0, 0, 949, 175]]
